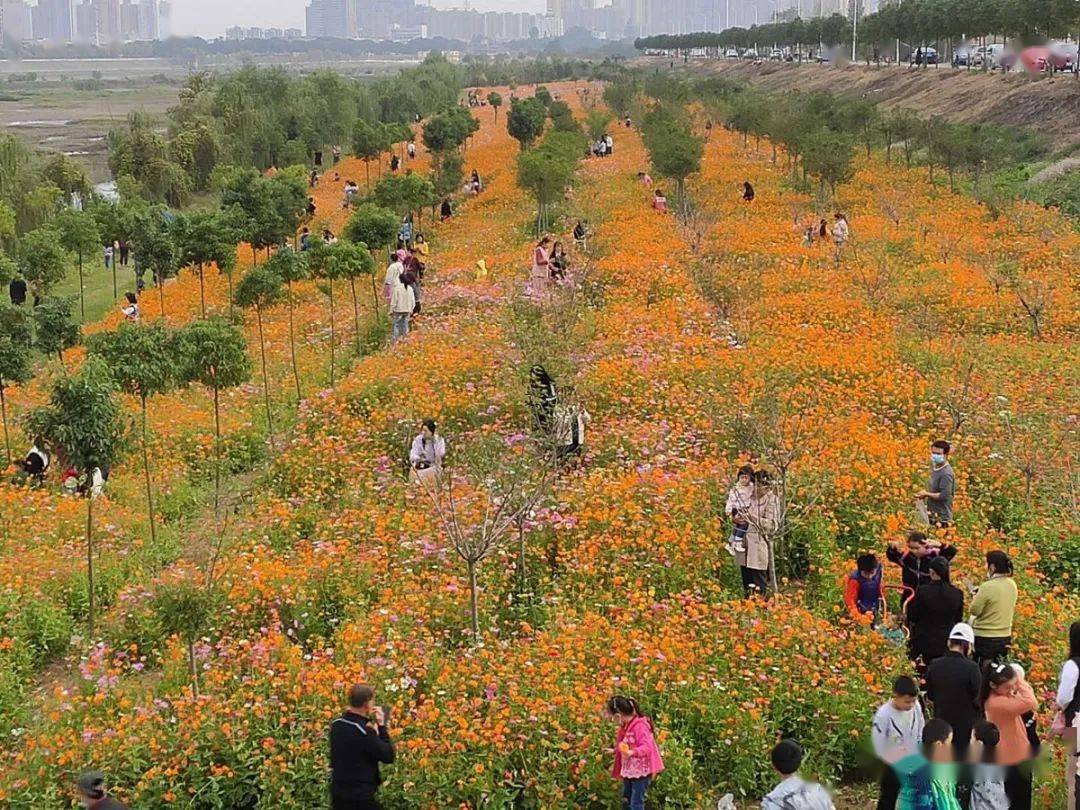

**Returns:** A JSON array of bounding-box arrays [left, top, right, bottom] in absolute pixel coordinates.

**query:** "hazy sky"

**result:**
[[172, 0, 547, 39]]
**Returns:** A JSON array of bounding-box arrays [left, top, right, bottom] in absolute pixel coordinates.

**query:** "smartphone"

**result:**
[[380, 705, 391, 729]]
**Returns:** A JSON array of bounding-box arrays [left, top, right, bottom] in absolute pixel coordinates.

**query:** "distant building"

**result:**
[[264, 27, 282, 38], [32, 0, 76, 41], [283, 27, 302, 38], [389, 23, 426, 41], [0, 0, 33, 41]]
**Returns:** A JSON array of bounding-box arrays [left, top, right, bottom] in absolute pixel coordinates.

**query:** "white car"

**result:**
[[724, 48, 739, 59]]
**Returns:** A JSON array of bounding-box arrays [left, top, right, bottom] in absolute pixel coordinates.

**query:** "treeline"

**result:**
[[635, 0, 1080, 56], [107, 54, 610, 208], [605, 73, 1049, 208]]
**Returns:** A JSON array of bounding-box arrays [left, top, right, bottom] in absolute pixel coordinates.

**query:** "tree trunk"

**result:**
[[286, 278, 302, 403], [0, 382, 9, 467], [212, 384, 222, 526], [365, 160, 370, 187], [141, 396, 157, 547], [157, 271, 165, 316], [256, 305, 275, 451], [198, 264, 206, 317], [368, 273, 380, 318], [226, 270, 234, 319], [467, 559, 480, 642], [188, 639, 200, 699], [328, 280, 336, 387], [349, 277, 362, 355], [78, 253, 85, 321], [111, 255, 118, 301], [517, 519, 527, 594], [86, 492, 95, 637]]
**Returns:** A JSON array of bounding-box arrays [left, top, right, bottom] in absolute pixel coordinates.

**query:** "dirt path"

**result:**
[[640, 56, 1080, 151]]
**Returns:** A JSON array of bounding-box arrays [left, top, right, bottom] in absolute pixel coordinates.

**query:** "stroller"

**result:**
[[877, 583, 913, 647]]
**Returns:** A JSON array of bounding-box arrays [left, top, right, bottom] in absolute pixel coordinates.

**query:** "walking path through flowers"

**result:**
[[0, 80, 1076, 807]]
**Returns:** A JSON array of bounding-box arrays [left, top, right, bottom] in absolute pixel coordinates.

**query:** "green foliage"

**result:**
[[603, 79, 637, 118], [533, 85, 553, 107], [0, 303, 32, 386], [547, 101, 579, 134], [422, 106, 478, 153], [641, 106, 704, 212], [352, 119, 391, 170], [517, 129, 584, 234], [487, 91, 503, 120], [432, 150, 464, 201], [234, 263, 285, 311], [371, 173, 435, 217], [507, 97, 548, 151], [32, 296, 80, 359], [20, 227, 69, 294], [344, 202, 399, 254], [802, 128, 856, 195], [86, 321, 176, 400], [41, 154, 91, 200], [173, 209, 238, 274], [24, 355, 130, 475], [0, 251, 18, 287], [263, 246, 310, 284], [585, 109, 613, 141], [175, 317, 252, 391], [131, 207, 180, 287], [152, 580, 216, 644], [55, 207, 100, 264], [108, 111, 190, 206]]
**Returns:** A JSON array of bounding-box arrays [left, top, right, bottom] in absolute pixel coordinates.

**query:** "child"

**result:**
[[724, 465, 755, 556], [762, 739, 835, 809], [607, 696, 664, 810], [923, 718, 961, 810], [872, 676, 926, 809], [886, 531, 957, 602], [845, 553, 885, 621], [969, 720, 1008, 810]]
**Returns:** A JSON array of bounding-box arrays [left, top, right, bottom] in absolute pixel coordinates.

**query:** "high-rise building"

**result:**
[[0, 0, 33, 41], [32, 0, 76, 40], [305, 0, 357, 38]]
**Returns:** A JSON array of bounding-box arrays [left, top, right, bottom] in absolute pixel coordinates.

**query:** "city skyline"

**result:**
[[170, 0, 546, 39]]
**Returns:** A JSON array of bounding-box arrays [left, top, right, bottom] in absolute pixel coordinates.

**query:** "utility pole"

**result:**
[[850, 0, 857, 61]]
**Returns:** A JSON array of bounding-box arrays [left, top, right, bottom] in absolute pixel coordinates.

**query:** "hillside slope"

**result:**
[[643, 57, 1080, 150]]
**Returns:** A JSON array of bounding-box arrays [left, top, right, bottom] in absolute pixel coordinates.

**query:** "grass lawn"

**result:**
[[53, 256, 140, 325]]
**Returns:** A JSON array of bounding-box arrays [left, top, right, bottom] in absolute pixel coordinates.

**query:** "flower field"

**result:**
[[0, 80, 1077, 808]]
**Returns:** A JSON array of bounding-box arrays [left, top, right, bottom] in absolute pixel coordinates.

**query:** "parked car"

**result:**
[[910, 46, 938, 65], [769, 49, 783, 60], [724, 48, 739, 59]]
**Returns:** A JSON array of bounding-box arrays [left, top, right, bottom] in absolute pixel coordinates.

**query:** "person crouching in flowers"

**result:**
[[607, 696, 664, 810]]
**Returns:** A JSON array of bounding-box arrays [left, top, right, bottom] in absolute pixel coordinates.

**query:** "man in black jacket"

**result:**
[[330, 684, 395, 810], [926, 622, 982, 759], [906, 556, 964, 673]]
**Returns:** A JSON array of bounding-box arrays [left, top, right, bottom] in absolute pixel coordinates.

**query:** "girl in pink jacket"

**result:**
[[607, 696, 665, 810]]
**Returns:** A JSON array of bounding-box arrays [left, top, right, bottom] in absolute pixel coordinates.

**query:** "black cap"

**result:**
[[76, 771, 106, 800], [771, 739, 804, 775]]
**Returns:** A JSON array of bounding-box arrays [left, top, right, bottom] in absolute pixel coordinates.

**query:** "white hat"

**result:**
[[949, 622, 975, 645]]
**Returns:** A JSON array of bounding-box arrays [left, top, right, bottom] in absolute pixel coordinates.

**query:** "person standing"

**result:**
[[724, 464, 755, 556], [103, 243, 113, 270], [76, 771, 128, 809], [383, 250, 406, 301], [607, 696, 665, 810], [906, 557, 964, 672], [982, 662, 1038, 810], [742, 181, 755, 202], [736, 470, 778, 598], [872, 675, 926, 810], [886, 531, 958, 603], [1054, 621, 1080, 809], [118, 239, 129, 266], [329, 684, 395, 810], [8, 275, 26, 306], [969, 550, 1018, 665], [916, 440, 956, 529], [389, 272, 415, 343], [530, 236, 551, 294], [831, 213, 849, 264], [925, 622, 982, 760]]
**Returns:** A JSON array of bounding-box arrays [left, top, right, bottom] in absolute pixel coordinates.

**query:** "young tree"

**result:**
[[432, 151, 464, 218], [802, 128, 856, 197], [343, 203, 397, 310], [152, 579, 217, 698], [87, 321, 175, 546], [586, 109, 614, 142], [0, 304, 32, 466], [487, 91, 503, 123], [233, 264, 284, 449], [173, 210, 239, 317], [517, 132, 580, 237], [372, 173, 435, 226], [175, 318, 252, 523], [352, 120, 390, 186], [33, 296, 81, 367], [507, 97, 547, 151], [55, 208, 101, 321], [131, 207, 180, 316], [329, 241, 377, 356], [21, 226, 70, 298], [25, 356, 129, 636], [308, 239, 345, 387], [642, 107, 704, 219], [262, 249, 309, 403]]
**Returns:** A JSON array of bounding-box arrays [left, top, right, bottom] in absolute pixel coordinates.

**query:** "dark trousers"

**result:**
[[974, 636, 1011, 665], [877, 766, 899, 810], [740, 566, 768, 597], [1005, 764, 1032, 810], [332, 797, 381, 810]]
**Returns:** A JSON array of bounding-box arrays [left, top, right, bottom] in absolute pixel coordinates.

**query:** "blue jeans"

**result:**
[[621, 777, 651, 810], [391, 313, 410, 342]]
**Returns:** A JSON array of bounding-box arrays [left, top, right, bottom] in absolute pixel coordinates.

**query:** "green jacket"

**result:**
[[969, 575, 1017, 637]]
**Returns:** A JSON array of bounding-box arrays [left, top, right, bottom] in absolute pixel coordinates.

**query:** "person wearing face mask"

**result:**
[[75, 771, 128, 809], [969, 551, 1018, 666], [916, 440, 955, 529]]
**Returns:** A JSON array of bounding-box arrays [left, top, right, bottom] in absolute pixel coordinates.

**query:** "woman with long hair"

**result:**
[[982, 661, 1038, 810], [970, 550, 1018, 665], [1055, 621, 1080, 809]]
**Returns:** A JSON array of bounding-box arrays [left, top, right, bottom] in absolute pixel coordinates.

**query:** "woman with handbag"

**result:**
[[1054, 621, 1080, 809]]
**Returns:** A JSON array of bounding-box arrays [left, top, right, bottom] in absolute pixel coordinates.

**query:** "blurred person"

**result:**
[[762, 738, 835, 809], [872, 675, 925, 810], [1053, 621, 1080, 809], [969, 720, 1009, 810], [76, 771, 128, 809], [925, 623, 982, 759], [923, 718, 962, 810], [982, 662, 1038, 810]]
